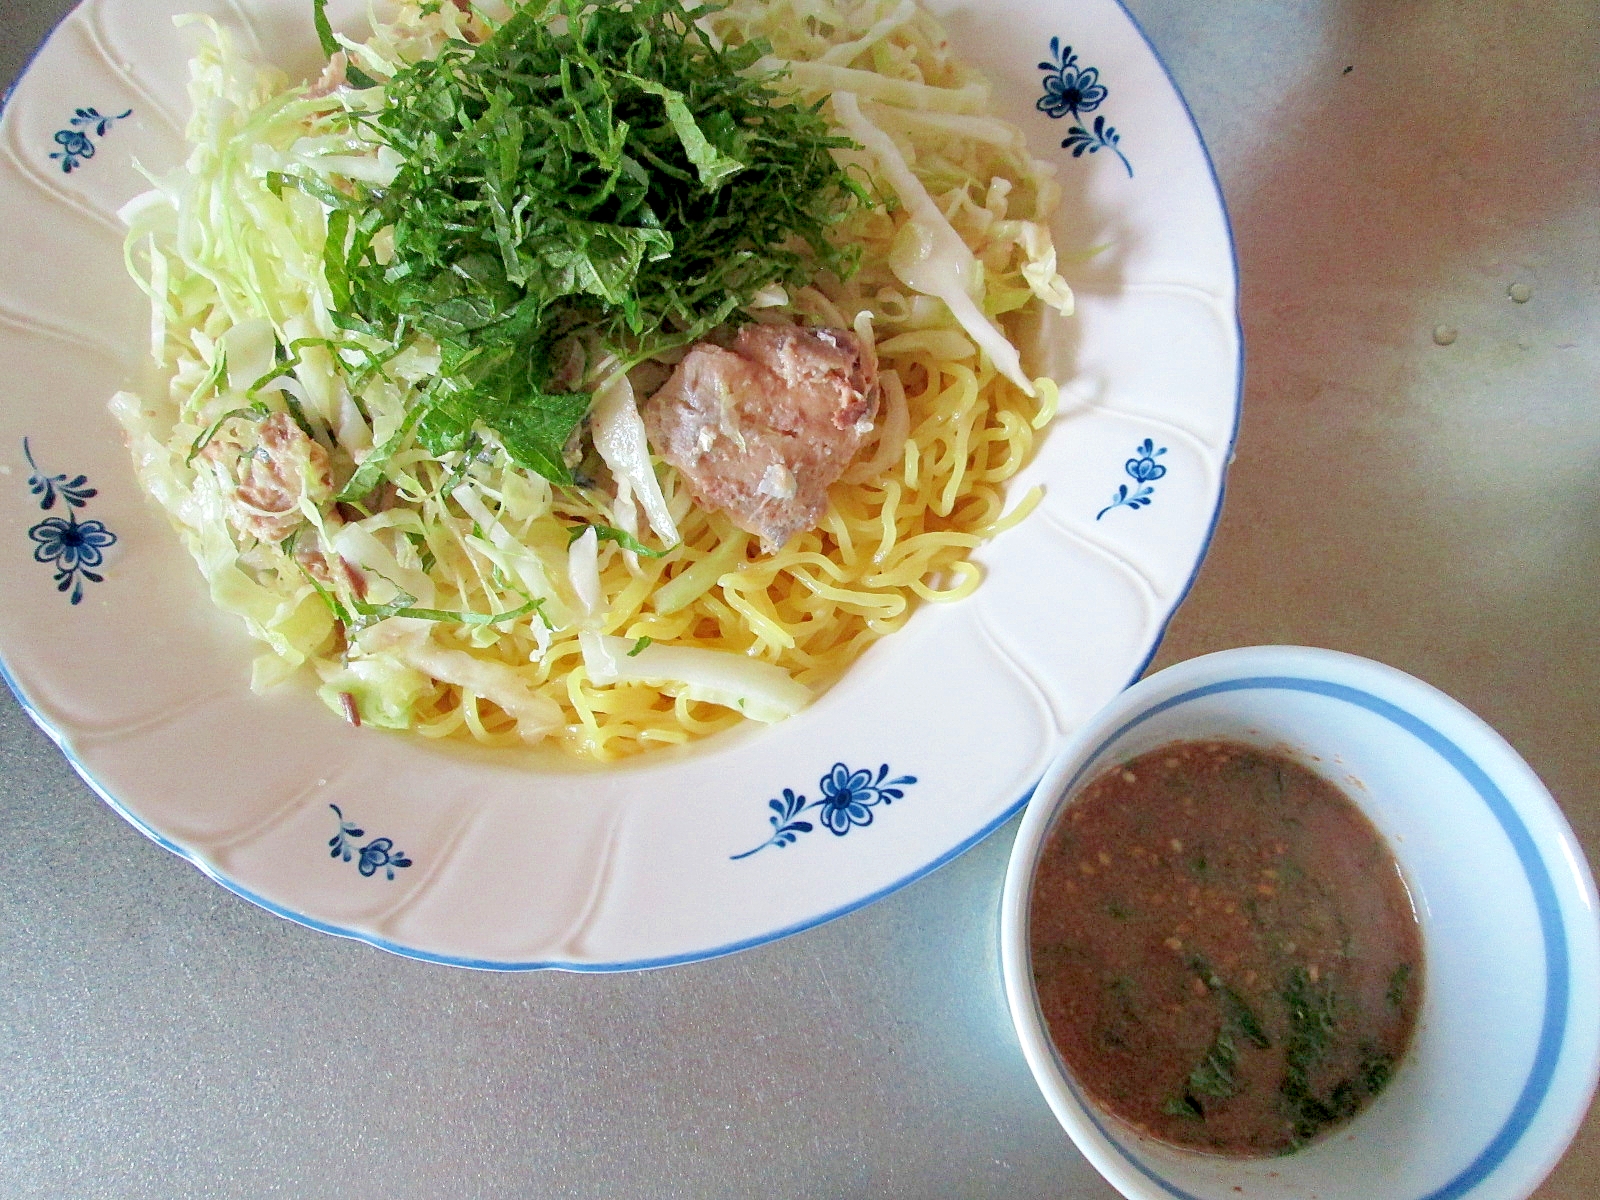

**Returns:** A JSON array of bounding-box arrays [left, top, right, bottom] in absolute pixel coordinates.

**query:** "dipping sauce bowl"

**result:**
[[1000, 645, 1600, 1200]]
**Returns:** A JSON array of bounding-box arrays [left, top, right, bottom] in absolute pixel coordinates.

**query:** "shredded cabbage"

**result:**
[[579, 631, 809, 723]]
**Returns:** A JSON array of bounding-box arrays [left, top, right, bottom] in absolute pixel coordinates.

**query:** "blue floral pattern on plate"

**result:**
[[1097, 438, 1168, 519], [49, 106, 133, 173], [23, 438, 117, 604], [328, 804, 413, 880], [1037, 38, 1131, 177], [732, 763, 918, 859]]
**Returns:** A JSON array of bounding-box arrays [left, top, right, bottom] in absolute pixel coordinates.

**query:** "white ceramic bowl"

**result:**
[[1000, 645, 1600, 1200]]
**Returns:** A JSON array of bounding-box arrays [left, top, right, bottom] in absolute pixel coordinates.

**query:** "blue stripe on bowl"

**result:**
[[1051, 675, 1569, 1200]]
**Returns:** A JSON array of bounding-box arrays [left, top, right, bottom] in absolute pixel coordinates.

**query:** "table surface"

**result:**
[[2, 1, 1596, 1197]]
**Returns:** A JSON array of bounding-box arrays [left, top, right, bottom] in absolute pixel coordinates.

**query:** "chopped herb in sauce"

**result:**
[[1387, 962, 1413, 1009], [1029, 741, 1423, 1156]]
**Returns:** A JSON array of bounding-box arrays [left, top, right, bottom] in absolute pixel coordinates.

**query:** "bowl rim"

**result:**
[[999, 644, 1600, 1200]]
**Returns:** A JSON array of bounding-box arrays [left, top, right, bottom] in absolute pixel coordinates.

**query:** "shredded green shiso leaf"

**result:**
[[325, 0, 869, 485]]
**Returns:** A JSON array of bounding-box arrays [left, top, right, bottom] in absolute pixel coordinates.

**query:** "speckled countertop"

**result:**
[[1, 1, 1596, 1197]]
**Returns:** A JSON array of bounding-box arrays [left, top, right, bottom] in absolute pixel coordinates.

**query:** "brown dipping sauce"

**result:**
[[1029, 741, 1422, 1157]]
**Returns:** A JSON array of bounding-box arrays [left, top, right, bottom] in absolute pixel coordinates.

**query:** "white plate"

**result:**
[[0, 0, 1240, 969]]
